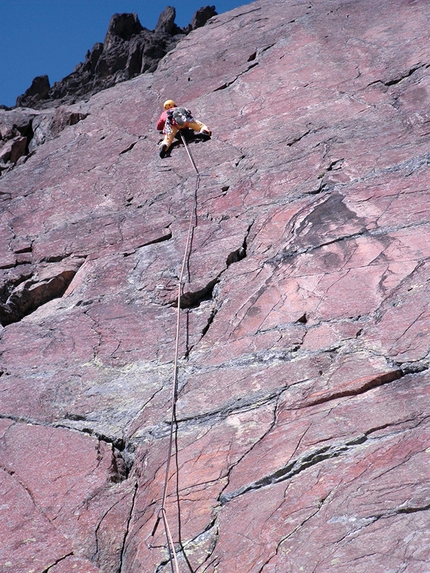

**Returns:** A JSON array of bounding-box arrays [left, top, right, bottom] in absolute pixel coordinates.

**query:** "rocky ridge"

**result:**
[[1, 0, 430, 572], [0, 6, 215, 177], [15, 6, 216, 110]]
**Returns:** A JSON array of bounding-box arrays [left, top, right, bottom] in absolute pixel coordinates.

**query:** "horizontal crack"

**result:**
[[300, 369, 403, 409], [219, 412, 428, 507], [141, 387, 284, 441], [370, 501, 430, 527], [370, 63, 429, 87], [176, 386, 282, 425], [0, 413, 137, 481], [286, 129, 311, 147], [219, 435, 367, 505], [171, 277, 219, 309], [396, 502, 430, 515], [123, 229, 172, 256], [269, 226, 369, 264], [119, 141, 137, 155]]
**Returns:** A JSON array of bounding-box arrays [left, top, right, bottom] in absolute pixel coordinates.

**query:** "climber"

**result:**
[[156, 99, 211, 158]]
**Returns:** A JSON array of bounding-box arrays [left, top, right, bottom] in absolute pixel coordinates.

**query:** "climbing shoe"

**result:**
[[159, 144, 168, 158], [198, 128, 211, 141]]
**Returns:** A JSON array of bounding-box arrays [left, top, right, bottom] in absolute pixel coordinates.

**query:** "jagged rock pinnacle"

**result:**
[[14, 5, 216, 109]]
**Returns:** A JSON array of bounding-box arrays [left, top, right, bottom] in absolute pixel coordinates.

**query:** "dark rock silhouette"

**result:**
[[15, 6, 216, 109], [16, 75, 51, 105]]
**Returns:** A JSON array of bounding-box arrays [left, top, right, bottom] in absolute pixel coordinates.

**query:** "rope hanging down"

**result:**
[[157, 132, 200, 573]]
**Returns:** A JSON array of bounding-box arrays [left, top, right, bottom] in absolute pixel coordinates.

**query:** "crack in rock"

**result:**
[[369, 63, 429, 87], [119, 141, 137, 155], [286, 129, 311, 147], [395, 502, 430, 515], [219, 434, 368, 505], [42, 552, 74, 573], [123, 228, 172, 256], [0, 257, 85, 326], [219, 410, 429, 508], [88, 433, 135, 476], [176, 386, 282, 427], [137, 385, 282, 442], [118, 481, 138, 573], [214, 62, 259, 91], [178, 517, 220, 573], [174, 277, 219, 310], [256, 500, 328, 573], [217, 393, 281, 504], [170, 224, 251, 311], [200, 306, 218, 337], [191, 222, 252, 342], [301, 369, 403, 409]]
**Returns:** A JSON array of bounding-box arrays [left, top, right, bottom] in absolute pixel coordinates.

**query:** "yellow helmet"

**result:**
[[163, 99, 176, 110]]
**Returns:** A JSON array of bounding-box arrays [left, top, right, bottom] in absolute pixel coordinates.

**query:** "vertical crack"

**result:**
[[198, 221, 254, 343], [181, 517, 220, 573], [119, 480, 138, 573]]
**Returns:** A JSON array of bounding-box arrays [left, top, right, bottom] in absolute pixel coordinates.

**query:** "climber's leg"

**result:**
[[159, 126, 179, 157]]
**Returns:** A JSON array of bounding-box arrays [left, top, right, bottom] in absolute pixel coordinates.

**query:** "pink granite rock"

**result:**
[[1, 0, 430, 571]]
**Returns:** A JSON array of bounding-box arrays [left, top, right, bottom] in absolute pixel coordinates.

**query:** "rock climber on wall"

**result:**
[[156, 99, 211, 158]]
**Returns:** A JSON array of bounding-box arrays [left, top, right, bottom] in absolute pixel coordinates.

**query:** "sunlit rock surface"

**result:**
[[1, 0, 430, 571]]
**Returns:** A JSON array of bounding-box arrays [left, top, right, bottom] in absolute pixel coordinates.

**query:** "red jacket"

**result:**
[[157, 108, 175, 131]]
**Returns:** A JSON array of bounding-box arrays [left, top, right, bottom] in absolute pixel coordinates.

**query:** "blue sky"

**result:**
[[1, 0, 247, 107]]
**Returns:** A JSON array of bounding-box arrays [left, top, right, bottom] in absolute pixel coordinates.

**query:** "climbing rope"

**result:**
[[156, 132, 200, 573]]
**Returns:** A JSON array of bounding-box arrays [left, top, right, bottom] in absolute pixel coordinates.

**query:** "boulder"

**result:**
[[0, 136, 27, 167]]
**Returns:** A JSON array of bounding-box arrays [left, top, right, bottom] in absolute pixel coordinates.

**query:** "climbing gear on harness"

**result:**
[[167, 107, 193, 127], [163, 99, 176, 109]]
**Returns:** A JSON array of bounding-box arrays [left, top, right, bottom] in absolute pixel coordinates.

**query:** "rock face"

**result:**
[[1, 0, 430, 572], [14, 6, 217, 110], [1, 7, 215, 176]]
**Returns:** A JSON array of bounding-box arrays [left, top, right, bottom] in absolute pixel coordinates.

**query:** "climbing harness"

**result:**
[[154, 131, 200, 573]]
